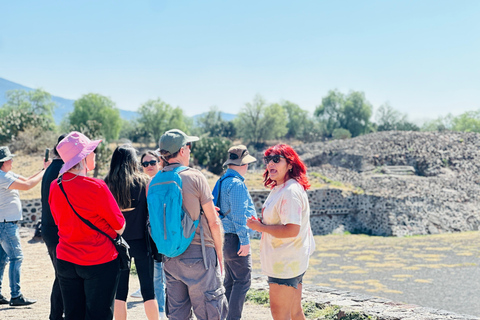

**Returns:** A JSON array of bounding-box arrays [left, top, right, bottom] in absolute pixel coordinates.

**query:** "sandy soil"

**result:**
[[0, 228, 273, 320]]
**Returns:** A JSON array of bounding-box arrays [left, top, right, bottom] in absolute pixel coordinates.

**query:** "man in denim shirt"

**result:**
[[212, 145, 257, 320]]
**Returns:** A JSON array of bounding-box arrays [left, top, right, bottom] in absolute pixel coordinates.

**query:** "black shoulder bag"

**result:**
[[56, 176, 131, 271]]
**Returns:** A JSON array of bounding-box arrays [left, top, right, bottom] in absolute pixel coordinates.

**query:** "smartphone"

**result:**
[[44, 148, 50, 162]]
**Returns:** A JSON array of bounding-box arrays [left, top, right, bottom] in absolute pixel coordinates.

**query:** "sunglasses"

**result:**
[[141, 160, 158, 168], [263, 154, 285, 165]]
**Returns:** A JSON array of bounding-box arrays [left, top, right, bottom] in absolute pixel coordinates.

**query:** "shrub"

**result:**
[[191, 137, 232, 175], [0, 109, 52, 145], [332, 128, 352, 140], [9, 127, 58, 154]]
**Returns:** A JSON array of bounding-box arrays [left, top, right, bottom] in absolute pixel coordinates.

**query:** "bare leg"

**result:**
[[290, 283, 306, 320], [269, 283, 295, 320], [114, 299, 127, 320], [144, 299, 160, 320]]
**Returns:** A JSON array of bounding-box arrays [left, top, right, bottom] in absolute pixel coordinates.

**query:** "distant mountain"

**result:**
[[192, 111, 237, 124], [0, 77, 139, 124], [0, 77, 237, 125]]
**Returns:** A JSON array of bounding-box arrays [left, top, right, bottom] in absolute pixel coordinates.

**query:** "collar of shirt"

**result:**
[[225, 168, 245, 182]]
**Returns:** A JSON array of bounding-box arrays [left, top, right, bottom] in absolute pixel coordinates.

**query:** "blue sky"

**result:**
[[1, 0, 479, 120]]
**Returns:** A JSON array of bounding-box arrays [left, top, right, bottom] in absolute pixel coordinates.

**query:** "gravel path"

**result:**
[[0, 228, 273, 320]]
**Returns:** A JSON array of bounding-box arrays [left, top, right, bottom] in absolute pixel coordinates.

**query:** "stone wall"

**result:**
[[20, 199, 42, 228], [23, 184, 480, 237]]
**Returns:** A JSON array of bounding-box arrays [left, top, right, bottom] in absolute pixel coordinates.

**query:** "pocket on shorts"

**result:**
[[204, 287, 227, 320], [179, 257, 203, 268]]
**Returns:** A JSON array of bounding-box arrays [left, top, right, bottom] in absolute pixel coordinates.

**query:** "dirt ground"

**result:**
[[0, 228, 274, 320]]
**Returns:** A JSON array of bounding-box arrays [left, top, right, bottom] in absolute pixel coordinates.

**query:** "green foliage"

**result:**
[[137, 98, 188, 145], [69, 93, 122, 142], [196, 107, 236, 138], [235, 95, 288, 147], [315, 90, 372, 137], [3, 89, 56, 124], [245, 289, 376, 319], [0, 108, 52, 144], [8, 127, 58, 154], [375, 103, 419, 131], [245, 289, 269, 306], [332, 128, 352, 140], [0, 88, 57, 144], [421, 114, 453, 131], [191, 137, 232, 174]]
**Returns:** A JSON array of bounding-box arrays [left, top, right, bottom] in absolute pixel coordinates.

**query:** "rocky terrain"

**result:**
[[295, 131, 480, 236]]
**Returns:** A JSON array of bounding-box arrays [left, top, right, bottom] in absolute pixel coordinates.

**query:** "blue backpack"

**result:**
[[147, 166, 204, 260]]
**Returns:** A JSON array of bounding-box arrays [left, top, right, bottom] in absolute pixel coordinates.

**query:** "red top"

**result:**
[[49, 173, 125, 266]]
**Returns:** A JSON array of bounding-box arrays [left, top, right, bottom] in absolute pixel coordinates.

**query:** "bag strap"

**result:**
[[216, 175, 235, 218], [56, 176, 116, 245]]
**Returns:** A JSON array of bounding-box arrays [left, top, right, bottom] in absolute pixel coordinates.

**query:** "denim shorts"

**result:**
[[267, 272, 305, 289]]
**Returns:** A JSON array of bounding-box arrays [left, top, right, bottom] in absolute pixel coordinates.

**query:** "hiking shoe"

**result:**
[[0, 294, 9, 304], [9, 294, 36, 306], [130, 289, 142, 298]]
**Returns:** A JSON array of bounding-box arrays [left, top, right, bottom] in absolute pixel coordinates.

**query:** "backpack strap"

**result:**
[[216, 175, 236, 219], [171, 165, 209, 270]]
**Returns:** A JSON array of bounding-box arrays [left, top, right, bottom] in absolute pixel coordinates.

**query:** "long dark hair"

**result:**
[[263, 144, 310, 191], [105, 145, 149, 210]]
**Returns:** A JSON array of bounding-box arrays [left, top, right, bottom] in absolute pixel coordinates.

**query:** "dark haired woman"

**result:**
[[137, 150, 166, 319], [104, 145, 159, 320], [247, 144, 315, 320]]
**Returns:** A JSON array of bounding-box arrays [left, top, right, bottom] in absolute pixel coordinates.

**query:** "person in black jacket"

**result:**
[[41, 134, 66, 320]]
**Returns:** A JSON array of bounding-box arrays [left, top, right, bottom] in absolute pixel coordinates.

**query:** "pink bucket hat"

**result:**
[[57, 131, 102, 175]]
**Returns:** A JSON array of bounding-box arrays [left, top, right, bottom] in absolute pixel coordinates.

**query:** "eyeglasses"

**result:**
[[141, 160, 158, 168], [263, 154, 285, 165]]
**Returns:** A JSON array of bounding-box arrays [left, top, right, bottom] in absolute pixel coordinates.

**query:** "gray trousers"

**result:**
[[223, 234, 252, 320], [164, 244, 228, 320]]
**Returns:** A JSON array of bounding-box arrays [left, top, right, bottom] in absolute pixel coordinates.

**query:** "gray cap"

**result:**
[[0, 146, 15, 162], [224, 145, 256, 166], [158, 129, 199, 155]]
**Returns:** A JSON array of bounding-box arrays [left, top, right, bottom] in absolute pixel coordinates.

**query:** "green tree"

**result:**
[[235, 95, 287, 146], [421, 114, 454, 132], [196, 106, 236, 139], [315, 90, 373, 137], [3, 89, 56, 119], [137, 98, 188, 145], [451, 111, 480, 132], [191, 136, 232, 174], [281, 101, 309, 139], [0, 89, 56, 143], [375, 103, 419, 131], [0, 109, 51, 144], [68, 93, 122, 142]]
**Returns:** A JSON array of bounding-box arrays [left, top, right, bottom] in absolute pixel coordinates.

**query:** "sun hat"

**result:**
[[158, 129, 199, 155], [224, 145, 257, 166], [57, 131, 102, 175], [0, 146, 15, 162]]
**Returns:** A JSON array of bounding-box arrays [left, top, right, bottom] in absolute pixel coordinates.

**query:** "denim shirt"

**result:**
[[212, 169, 257, 245]]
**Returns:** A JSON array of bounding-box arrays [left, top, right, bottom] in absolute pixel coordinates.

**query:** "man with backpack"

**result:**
[[149, 129, 227, 320], [212, 145, 257, 320]]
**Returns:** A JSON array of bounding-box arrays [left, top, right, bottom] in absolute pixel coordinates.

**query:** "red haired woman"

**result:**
[[247, 144, 315, 320]]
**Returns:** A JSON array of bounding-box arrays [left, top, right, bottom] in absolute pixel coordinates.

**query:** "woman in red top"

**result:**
[[49, 131, 126, 320]]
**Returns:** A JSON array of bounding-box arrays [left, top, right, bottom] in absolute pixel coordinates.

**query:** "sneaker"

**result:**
[[0, 294, 9, 304], [159, 311, 167, 319], [9, 294, 36, 306], [130, 289, 142, 298]]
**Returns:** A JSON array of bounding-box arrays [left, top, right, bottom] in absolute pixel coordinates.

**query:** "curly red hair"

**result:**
[[263, 144, 310, 190]]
